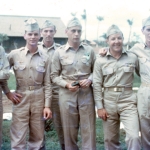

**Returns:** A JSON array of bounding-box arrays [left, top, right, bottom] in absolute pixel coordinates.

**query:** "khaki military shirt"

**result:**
[[38, 41, 60, 99], [93, 49, 139, 109], [51, 42, 96, 87], [8, 47, 52, 107], [38, 41, 60, 62], [0, 46, 10, 94], [129, 43, 150, 84]]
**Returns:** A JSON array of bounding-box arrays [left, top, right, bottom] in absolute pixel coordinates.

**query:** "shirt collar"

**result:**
[[24, 46, 40, 56], [106, 48, 127, 57], [41, 40, 56, 50], [64, 42, 84, 51]]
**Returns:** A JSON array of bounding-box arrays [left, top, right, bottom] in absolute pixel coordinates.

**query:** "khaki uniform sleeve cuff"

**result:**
[[44, 100, 51, 108], [95, 101, 103, 109], [60, 80, 68, 88]]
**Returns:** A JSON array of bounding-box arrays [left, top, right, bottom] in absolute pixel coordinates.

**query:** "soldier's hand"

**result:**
[[66, 82, 79, 92], [79, 79, 92, 88], [99, 47, 108, 56], [6, 92, 22, 104], [97, 108, 109, 121], [43, 107, 52, 120]]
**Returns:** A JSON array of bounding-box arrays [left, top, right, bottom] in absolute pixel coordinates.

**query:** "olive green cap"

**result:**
[[41, 20, 55, 29], [142, 16, 150, 28], [24, 18, 39, 31], [106, 24, 123, 38], [67, 17, 82, 28]]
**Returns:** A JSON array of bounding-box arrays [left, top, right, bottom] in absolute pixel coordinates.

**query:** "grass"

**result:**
[[7, 72, 16, 90], [2, 119, 126, 150]]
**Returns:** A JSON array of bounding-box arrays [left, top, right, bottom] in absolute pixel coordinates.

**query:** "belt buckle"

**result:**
[[114, 87, 121, 92], [29, 86, 34, 91]]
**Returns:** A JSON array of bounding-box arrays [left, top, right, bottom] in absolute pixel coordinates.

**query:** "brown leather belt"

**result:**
[[17, 85, 42, 91], [105, 87, 132, 92]]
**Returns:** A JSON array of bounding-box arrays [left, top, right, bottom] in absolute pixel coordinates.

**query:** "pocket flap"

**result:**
[[123, 66, 134, 72], [36, 66, 45, 72]]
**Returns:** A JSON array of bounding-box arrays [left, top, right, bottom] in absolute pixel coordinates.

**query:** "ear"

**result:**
[[65, 29, 68, 35], [141, 28, 144, 35], [106, 38, 109, 45], [24, 34, 26, 40]]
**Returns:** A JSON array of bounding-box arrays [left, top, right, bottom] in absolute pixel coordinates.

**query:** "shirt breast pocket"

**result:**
[[35, 63, 46, 84], [102, 68, 114, 75], [13, 63, 26, 79], [81, 56, 91, 66]]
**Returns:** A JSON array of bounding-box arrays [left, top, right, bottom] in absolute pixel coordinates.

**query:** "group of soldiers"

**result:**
[[0, 15, 150, 150]]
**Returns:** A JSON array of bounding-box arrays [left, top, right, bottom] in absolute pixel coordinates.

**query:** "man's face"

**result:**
[[24, 30, 40, 46], [107, 33, 123, 53], [142, 25, 150, 42], [66, 26, 82, 44], [41, 26, 56, 43]]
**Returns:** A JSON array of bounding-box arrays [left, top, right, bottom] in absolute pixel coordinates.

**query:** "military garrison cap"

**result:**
[[24, 18, 39, 31], [67, 17, 82, 28], [41, 20, 55, 29], [142, 16, 150, 28], [106, 24, 123, 38]]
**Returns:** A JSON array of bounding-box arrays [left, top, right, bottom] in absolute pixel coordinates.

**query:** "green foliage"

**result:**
[[8, 72, 16, 90], [0, 34, 9, 46], [127, 19, 133, 26], [97, 16, 104, 22], [133, 73, 141, 87]]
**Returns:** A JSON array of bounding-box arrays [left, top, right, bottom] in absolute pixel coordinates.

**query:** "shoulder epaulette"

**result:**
[[18, 47, 25, 51]]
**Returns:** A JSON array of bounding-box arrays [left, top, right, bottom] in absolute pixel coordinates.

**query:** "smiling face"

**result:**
[[107, 33, 123, 53], [142, 25, 150, 43], [41, 26, 56, 43], [65, 26, 82, 45], [24, 30, 40, 46]]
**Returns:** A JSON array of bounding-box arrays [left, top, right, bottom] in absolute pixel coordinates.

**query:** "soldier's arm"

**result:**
[[51, 50, 68, 88], [93, 59, 109, 121], [43, 57, 52, 119], [0, 46, 10, 80], [93, 58, 103, 109], [44, 57, 52, 108]]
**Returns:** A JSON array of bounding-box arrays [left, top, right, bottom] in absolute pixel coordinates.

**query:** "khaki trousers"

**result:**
[[137, 86, 150, 150], [0, 87, 2, 150], [51, 97, 65, 150], [103, 90, 141, 150], [59, 86, 96, 150], [11, 88, 45, 150]]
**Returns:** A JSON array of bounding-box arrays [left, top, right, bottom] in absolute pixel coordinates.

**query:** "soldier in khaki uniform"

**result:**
[[0, 46, 10, 149], [7, 18, 52, 150], [38, 20, 65, 150], [127, 16, 150, 150], [93, 25, 141, 150], [51, 18, 96, 150]]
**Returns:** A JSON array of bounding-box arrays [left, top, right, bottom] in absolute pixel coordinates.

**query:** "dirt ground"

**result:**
[[2, 94, 12, 113]]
